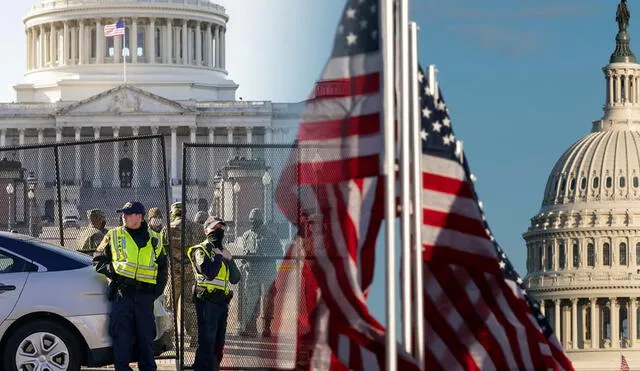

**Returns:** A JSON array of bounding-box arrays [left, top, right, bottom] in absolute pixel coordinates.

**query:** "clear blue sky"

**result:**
[[1, 1, 627, 326]]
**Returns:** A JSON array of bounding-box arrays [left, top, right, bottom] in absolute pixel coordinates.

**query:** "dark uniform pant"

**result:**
[[193, 299, 229, 371], [109, 292, 157, 371]]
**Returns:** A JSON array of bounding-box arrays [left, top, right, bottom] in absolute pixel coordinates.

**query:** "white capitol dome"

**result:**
[[524, 2, 640, 369], [18, 0, 236, 103]]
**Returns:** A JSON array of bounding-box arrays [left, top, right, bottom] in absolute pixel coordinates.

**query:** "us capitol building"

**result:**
[[524, 1, 640, 369], [0, 0, 301, 226]]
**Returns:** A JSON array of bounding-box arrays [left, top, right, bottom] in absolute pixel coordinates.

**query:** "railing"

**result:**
[[29, 0, 226, 14]]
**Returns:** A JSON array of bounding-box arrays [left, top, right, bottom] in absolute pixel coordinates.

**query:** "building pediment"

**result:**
[[56, 85, 193, 116]]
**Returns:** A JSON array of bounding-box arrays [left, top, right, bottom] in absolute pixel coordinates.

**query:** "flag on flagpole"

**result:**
[[621, 354, 630, 371], [104, 21, 125, 37], [270, 0, 419, 369], [416, 65, 574, 370]]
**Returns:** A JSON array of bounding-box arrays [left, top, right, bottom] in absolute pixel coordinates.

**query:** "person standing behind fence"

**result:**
[[162, 202, 203, 347], [188, 216, 241, 371], [92, 201, 167, 371], [75, 209, 108, 253], [239, 208, 281, 338], [147, 207, 164, 233]]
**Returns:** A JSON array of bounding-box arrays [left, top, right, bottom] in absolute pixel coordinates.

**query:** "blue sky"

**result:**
[[1, 0, 630, 327]]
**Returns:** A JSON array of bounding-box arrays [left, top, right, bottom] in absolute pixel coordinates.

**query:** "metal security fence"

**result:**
[[0, 134, 178, 362], [180, 143, 308, 370]]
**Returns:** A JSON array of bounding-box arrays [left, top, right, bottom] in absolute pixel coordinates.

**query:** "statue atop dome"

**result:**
[[617, 0, 630, 32]]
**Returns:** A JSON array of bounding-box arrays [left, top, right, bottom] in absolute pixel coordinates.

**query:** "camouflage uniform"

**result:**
[[162, 202, 205, 347], [75, 209, 108, 254], [147, 207, 164, 233], [240, 208, 281, 336]]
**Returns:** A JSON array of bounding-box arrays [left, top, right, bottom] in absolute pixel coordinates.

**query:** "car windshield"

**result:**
[[28, 239, 92, 266]]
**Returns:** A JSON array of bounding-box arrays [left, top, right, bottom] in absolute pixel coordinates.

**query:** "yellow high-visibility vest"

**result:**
[[187, 243, 230, 294], [109, 226, 164, 284]]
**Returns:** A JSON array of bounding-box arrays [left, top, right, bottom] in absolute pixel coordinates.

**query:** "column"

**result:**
[[55, 128, 62, 142], [246, 127, 252, 158], [221, 27, 225, 69], [151, 126, 159, 187], [632, 298, 637, 347], [540, 299, 545, 316], [50, 23, 57, 66], [112, 127, 120, 187], [18, 129, 25, 164], [170, 126, 177, 182], [182, 21, 188, 65], [215, 25, 220, 68], [591, 298, 598, 349], [93, 128, 101, 187], [131, 18, 138, 63], [78, 20, 85, 65], [626, 75, 631, 104], [26, 29, 31, 70], [206, 23, 212, 67], [70, 24, 77, 65], [95, 19, 103, 64], [62, 22, 69, 65], [616, 75, 622, 105], [39, 25, 45, 68], [572, 298, 578, 349], [0, 129, 5, 147], [195, 22, 202, 66], [227, 126, 233, 144], [165, 19, 172, 63], [612, 297, 619, 348], [148, 18, 156, 63], [132, 126, 140, 188], [74, 127, 81, 183], [555, 299, 561, 341], [37, 129, 44, 182]]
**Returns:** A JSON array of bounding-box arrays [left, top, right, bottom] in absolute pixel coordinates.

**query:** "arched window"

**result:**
[[593, 177, 600, 188], [570, 178, 576, 191], [546, 244, 553, 271], [581, 177, 587, 190], [620, 176, 626, 188], [620, 242, 628, 266], [634, 176, 639, 188], [572, 241, 580, 268], [603, 242, 611, 266], [588, 243, 595, 267], [559, 242, 566, 269], [606, 176, 613, 188]]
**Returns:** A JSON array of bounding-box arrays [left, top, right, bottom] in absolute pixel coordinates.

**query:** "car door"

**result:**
[[0, 249, 32, 326]]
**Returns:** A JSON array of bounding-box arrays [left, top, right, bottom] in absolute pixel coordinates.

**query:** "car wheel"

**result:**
[[3, 319, 82, 371]]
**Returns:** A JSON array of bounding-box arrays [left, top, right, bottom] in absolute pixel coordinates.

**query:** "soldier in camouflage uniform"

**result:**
[[147, 207, 164, 233], [75, 209, 108, 254], [162, 202, 205, 347], [239, 208, 281, 337], [194, 211, 209, 226]]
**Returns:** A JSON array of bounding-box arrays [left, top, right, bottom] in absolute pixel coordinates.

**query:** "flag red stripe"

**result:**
[[422, 209, 490, 239], [312, 72, 380, 100], [298, 113, 380, 141], [431, 264, 510, 370], [423, 172, 474, 198], [297, 155, 381, 185], [422, 244, 500, 273]]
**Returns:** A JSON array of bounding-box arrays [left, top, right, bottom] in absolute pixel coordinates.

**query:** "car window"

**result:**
[[0, 251, 37, 273]]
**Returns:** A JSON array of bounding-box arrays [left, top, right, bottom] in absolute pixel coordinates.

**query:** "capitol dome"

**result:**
[[17, 0, 237, 103], [524, 2, 640, 369]]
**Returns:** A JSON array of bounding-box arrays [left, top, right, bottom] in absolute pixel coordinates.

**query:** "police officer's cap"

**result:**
[[116, 201, 145, 215], [203, 216, 226, 230]]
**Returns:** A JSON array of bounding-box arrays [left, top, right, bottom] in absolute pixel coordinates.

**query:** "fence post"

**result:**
[[54, 144, 64, 246]]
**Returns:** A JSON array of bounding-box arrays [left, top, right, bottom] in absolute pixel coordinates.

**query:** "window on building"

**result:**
[[606, 176, 612, 188], [621, 176, 626, 188], [191, 29, 196, 62], [179, 28, 183, 59], [546, 244, 553, 271], [137, 27, 145, 57], [570, 178, 576, 191], [90, 28, 96, 58], [637, 308, 640, 339], [603, 306, 611, 339], [559, 242, 566, 269], [585, 307, 591, 340], [634, 176, 639, 188], [573, 241, 580, 268], [588, 243, 595, 267], [621, 306, 629, 340], [200, 30, 205, 62], [560, 178, 567, 193], [636, 243, 640, 265], [106, 36, 114, 57], [155, 27, 161, 58], [124, 27, 130, 50], [620, 242, 628, 266], [603, 242, 611, 266], [581, 177, 587, 190], [593, 177, 600, 188], [538, 245, 544, 271]]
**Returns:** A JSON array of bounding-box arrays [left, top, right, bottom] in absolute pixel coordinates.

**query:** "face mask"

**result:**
[[207, 228, 225, 242], [149, 218, 163, 228]]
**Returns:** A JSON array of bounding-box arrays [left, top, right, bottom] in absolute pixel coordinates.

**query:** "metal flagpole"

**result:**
[[409, 21, 425, 369], [381, 0, 397, 369], [398, 0, 412, 354]]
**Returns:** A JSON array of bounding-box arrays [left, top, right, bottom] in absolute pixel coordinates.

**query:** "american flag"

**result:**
[[104, 21, 125, 37], [273, 0, 418, 369], [621, 354, 630, 371], [417, 66, 574, 370]]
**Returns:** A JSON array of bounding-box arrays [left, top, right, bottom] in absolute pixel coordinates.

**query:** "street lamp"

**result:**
[[262, 170, 271, 222], [5, 182, 14, 231], [27, 171, 40, 237], [233, 180, 240, 240]]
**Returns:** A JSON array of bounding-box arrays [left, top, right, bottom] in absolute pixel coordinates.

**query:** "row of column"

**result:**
[[606, 72, 640, 106], [26, 18, 226, 70], [540, 297, 638, 350]]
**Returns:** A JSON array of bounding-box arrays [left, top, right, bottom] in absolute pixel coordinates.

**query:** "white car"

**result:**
[[0, 232, 174, 371]]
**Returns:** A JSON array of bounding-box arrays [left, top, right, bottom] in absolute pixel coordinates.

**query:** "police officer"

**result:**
[[76, 209, 108, 253], [161, 202, 203, 347], [93, 201, 168, 371], [188, 216, 241, 371], [239, 208, 281, 337]]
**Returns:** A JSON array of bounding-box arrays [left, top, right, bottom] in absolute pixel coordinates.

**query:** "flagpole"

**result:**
[[409, 21, 425, 369], [398, 0, 412, 354], [381, 0, 397, 369]]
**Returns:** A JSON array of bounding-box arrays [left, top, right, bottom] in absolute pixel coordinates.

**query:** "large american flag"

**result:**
[[273, 0, 418, 369], [417, 66, 574, 370], [104, 21, 125, 37]]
